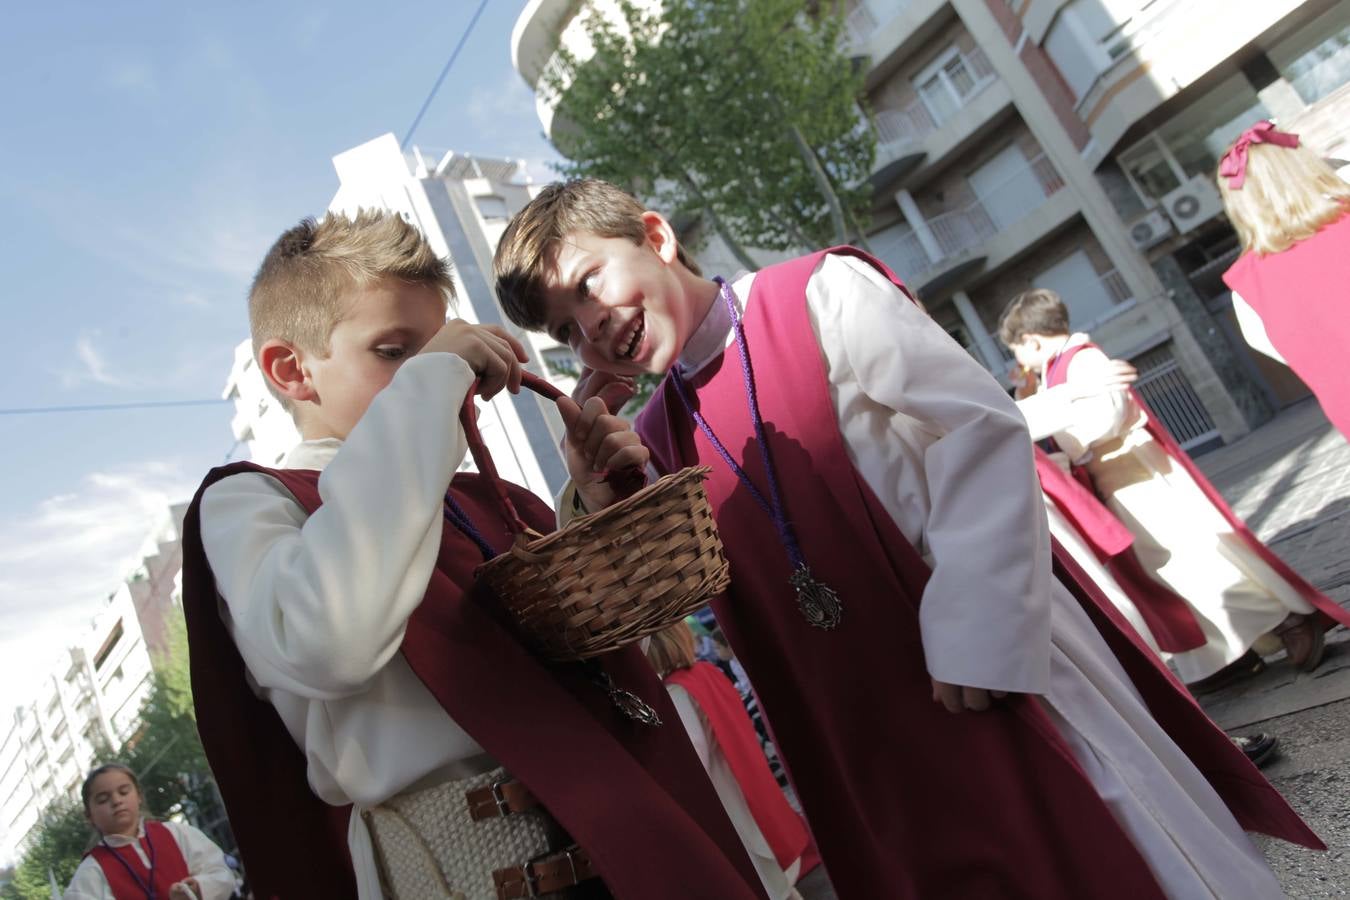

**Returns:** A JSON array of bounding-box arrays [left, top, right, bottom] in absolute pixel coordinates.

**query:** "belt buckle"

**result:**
[[524, 845, 580, 897], [488, 777, 513, 818]]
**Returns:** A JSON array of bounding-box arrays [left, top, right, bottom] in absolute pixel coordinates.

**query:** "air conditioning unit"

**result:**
[[1127, 209, 1174, 250], [1162, 175, 1224, 235]]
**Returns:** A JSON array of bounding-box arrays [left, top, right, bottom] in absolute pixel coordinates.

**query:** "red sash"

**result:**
[[1046, 342, 1350, 634], [665, 661, 809, 869], [87, 821, 191, 899]]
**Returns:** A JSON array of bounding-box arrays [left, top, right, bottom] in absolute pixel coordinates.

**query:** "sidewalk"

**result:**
[[1195, 398, 1350, 731]]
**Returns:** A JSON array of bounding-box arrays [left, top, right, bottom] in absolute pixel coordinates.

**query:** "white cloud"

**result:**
[[0, 462, 196, 715], [68, 333, 138, 389]]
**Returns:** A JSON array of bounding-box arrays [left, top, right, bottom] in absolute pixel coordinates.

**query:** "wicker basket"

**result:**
[[461, 372, 730, 661]]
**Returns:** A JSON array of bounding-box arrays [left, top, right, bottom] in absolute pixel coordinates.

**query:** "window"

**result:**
[[1043, 0, 1155, 100], [913, 47, 992, 124], [92, 621, 123, 671], [1033, 251, 1119, 328], [968, 144, 1048, 231], [475, 195, 510, 222]]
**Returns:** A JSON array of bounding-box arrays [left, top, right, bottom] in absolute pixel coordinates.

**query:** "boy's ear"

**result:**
[[258, 339, 318, 405], [640, 211, 679, 265]]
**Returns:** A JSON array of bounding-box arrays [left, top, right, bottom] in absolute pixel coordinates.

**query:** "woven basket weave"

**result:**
[[463, 372, 730, 662]]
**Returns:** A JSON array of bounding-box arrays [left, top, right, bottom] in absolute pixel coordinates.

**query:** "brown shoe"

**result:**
[[1273, 613, 1326, 671], [1188, 650, 1266, 695]]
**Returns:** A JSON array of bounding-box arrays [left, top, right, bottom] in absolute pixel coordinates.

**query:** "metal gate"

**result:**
[[1132, 343, 1220, 450]]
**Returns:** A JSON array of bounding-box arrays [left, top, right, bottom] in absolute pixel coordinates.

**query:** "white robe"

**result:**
[[1017, 334, 1314, 682], [199, 352, 496, 900], [667, 685, 801, 900], [64, 818, 236, 900], [672, 256, 1283, 899]]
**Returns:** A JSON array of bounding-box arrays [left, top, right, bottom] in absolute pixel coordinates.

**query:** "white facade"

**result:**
[[224, 135, 576, 500], [0, 589, 156, 867], [0, 508, 188, 868]]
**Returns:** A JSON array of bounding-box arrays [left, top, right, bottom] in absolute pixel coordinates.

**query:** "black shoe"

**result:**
[[1233, 732, 1279, 768], [1188, 650, 1266, 695]]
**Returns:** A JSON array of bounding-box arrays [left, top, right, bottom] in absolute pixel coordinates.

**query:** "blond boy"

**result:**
[[179, 210, 767, 900]]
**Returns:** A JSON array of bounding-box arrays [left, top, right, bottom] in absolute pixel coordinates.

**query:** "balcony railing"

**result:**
[[874, 100, 936, 149], [872, 153, 1065, 280]]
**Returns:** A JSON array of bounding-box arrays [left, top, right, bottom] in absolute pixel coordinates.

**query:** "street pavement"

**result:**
[[1196, 398, 1350, 897]]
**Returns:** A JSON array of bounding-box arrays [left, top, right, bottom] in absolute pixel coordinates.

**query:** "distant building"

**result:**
[[513, 0, 1350, 451], [0, 506, 186, 866], [224, 135, 576, 498]]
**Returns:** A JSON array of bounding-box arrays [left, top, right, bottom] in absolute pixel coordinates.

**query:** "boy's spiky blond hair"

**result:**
[[997, 288, 1071, 347], [249, 210, 455, 407], [493, 179, 700, 332]]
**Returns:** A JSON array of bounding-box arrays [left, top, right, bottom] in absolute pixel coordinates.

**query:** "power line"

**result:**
[[0, 399, 228, 416], [400, 0, 492, 150]]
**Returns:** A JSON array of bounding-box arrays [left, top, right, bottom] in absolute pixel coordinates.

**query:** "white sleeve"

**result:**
[[1015, 387, 1078, 442], [1048, 346, 1133, 460], [1231, 290, 1287, 364], [62, 858, 112, 900], [812, 254, 1052, 694], [666, 684, 713, 770], [164, 821, 235, 900], [200, 352, 475, 697]]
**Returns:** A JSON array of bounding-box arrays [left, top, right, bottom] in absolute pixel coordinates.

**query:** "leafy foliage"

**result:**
[[545, 0, 875, 264]]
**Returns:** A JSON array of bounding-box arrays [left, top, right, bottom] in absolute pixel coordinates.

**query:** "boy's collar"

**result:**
[[676, 274, 748, 378]]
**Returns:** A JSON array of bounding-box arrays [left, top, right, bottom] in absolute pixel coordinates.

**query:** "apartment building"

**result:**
[[515, 0, 1350, 450], [224, 135, 577, 497], [0, 507, 188, 867]]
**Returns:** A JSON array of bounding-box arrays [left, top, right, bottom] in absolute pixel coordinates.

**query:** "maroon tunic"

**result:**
[[87, 821, 191, 899], [635, 248, 1322, 899], [1034, 445, 1206, 652], [1222, 211, 1350, 438], [181, 463, 767, 900], [1046, 341, 1350, 634]]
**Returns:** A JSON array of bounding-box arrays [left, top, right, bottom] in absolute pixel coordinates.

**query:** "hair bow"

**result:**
[[1218, 120, 1300, 189]]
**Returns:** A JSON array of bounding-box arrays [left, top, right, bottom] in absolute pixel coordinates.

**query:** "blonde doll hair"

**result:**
[[1218, 140, 1350, 256], [645, 622, 699, 678]]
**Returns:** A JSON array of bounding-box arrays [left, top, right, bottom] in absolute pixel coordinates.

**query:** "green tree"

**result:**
[[3, 798, 91, 900], [545, 0, 875, 270], [5, 612, 231, 898]]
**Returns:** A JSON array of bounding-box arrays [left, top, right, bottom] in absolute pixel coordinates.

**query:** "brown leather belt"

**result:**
[[493, 845, 597, 899], [465, 777, 541, 821]]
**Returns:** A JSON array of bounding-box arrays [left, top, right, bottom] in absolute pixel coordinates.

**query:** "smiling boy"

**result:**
[[494, 179, 1321, 900]]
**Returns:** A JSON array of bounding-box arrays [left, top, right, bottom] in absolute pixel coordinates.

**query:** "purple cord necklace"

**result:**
[[670, 278, 842, 630], [100, 824, 157, 898]]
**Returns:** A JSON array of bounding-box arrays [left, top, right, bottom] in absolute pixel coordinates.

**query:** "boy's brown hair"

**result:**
[[493, 179, 701, 332], [249, 210, 455, 407], [997, 288, 1072, 347]]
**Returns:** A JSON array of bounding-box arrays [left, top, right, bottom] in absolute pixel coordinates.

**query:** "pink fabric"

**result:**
[[638, 248, 1177, 899], [1223, 211, 1350, 439], [665, 662, 810, 870], [1218, 120, 1300, 189]]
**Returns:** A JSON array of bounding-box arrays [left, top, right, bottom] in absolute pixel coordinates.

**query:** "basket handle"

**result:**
[[460, 371, 564, 536]]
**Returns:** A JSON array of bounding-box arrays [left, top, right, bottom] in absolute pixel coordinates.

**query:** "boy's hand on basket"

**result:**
[[420, 320, 528, 399], [558, 395, 649, 511]]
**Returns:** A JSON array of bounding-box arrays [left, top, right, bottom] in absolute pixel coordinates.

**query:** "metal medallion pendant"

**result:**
[[590, 668, 662, 726], [791, 564, 843, 629]]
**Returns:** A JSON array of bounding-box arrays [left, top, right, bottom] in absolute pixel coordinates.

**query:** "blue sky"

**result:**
[[0, 2, 560, 714]]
